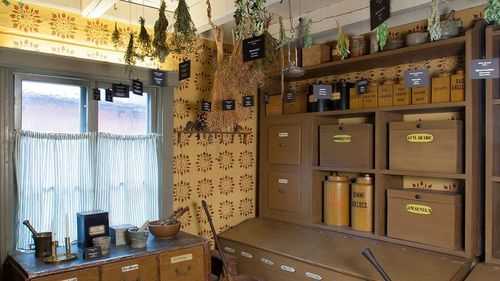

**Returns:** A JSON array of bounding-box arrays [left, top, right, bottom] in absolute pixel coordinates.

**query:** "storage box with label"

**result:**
[[393, 81, 412, 106], [266, 95, 282, 116], [363, 83, 378, 108], [412, 86, 430, 104], [389, 120, 463, 173], [451, 70, 465, 102], [283, 91, 307, 114], [432, 73, 451, 103], [302, 44, 332, 67], [349, 87, 363, 110], [387, 189, 463, 250], [378, 80, 394, 107], [319, 123, 373, 169]]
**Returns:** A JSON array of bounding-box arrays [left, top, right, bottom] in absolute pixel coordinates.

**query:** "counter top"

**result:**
[[465, 263, 500, 281]]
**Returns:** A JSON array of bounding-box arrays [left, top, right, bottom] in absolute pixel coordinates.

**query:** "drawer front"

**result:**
[[268, 125, 301, 165], [159, 246, 205, 281], [101, 256, 158, 281], [268, 171, 301, 213], [34, 268, 99, 281]]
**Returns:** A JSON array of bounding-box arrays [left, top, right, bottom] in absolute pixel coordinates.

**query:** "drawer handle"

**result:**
[[305, 272, 323, 280], [260, 258, 274, 266], [280, 265, 296, 273], [240, 251, 253, 259], [175, 265, 192, 276], [122, 264, 139, 272], [61, 278, 78, 281], [224, 246, 236, 254]]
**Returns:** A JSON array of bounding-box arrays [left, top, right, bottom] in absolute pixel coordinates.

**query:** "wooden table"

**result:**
[[465, 263, 500, 281], [4, 232, 210, 281]]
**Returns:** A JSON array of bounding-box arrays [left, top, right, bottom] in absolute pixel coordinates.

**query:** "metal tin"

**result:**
[[351, 175, 374, 232], [324, 175, 350, 226]]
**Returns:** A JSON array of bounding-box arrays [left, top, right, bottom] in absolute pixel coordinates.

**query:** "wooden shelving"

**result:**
[[380, 169, 466, 180], [312, 223, 377, 239], [273, 36, 466, 81], [312, 166, 376, 174]]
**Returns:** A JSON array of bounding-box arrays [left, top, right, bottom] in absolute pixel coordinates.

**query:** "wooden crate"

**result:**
[[432, 74, 451, 103], [302, 45, 332, 67]]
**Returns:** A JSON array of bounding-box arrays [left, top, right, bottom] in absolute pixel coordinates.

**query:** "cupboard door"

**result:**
[[33, 268, 99, 281], [268, 125, 301, 165], [159, 246, 205, 281], [100, 256, 158, 281], [268, 171, 301, 213]]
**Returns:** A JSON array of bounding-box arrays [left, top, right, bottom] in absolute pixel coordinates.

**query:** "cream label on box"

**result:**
[[305, 272, 323, 280], [260, 258, 274, 266], [406, 204, 432, 215], [171, 253, 193, 264], [333, 134, 352, 143], [406, 133, 434, 143], [278, 132, 289, 138], [88, 225, 105, 236], [62, 278, 78, 281], [224, 246, 236, 254], [240, 251, 253, 259], [278, 178, 289, 184], [280, 265, 296, 273], [121, 264, 139, 272]]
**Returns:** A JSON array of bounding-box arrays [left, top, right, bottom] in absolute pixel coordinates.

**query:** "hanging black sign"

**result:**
[[370, 0, 390, 30], [285, 92, 296, 103], [179, 60, 191, 81], [313, 84, 333, 100], [132, 79, 143, 95], [105, 88, 114, 102], [405, 69, 430, 87], [93, 88, 101, 101], [222, 99, 236, 111], [200, 100, 212, 112], [471, 58, 500, 79], [242, 95, 255, 107], [356, 80, 369, 94], [152, 69, 166, 86], [243, 35, 266, 62], [112, 83, 130, 98]]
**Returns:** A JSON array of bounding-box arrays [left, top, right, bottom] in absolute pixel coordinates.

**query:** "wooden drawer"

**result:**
[[268, 170, 301, 213], [101, 256, 158, 281], [268, 125, 301, 165], [34, 268, 99, 281], [159, 246, 205, 281]]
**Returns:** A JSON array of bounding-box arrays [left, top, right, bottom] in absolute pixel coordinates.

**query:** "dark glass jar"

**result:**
[[332, 79, 353, 110]]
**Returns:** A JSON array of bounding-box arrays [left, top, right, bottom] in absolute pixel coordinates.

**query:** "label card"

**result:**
[[405, 69, 430, 87], [243, 95, 255, 107], [243, 35, 266, 62], [356, 80, 369, 94], [179, 60, 191, 81], [152, 69, 166, 86], [471, 58, 500, 79], [105, 89, 113, 102], [313, 84, 333, 99], [93, 88, 101, 101], [285, 92, 296, 103], [370, 0, 390, 30], [222, 99, 236, 111], [112, 83, 130, 98], [201, 100, 212, 112], [132, 79, 143, 95], [84, 247, 102, 260]]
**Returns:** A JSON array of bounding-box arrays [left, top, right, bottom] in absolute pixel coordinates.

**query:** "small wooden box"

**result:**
[[378, 81, 394, 107], [159, 246, 205, 281], [266, 95, 282, 116], [283, 91, 307, 114], [412, 86, 430, 105], [432, 73, 451, 103], [393, 82, 411, 106], [319, 123, 374, 169], [302, 45, 332, 67], [389, 120, 463, 173], [363, 83, 379, 108], [349, 88, 363, 109], [387, 189, 463, 250], [451, 70, 465, 102]]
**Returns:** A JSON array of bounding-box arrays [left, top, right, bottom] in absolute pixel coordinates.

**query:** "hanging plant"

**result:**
[[153, 0, 169, 63], [234, 0, 270, 41], [124, 33, 137, 67], [485, 0, 500, 25], [111, 22, 121, 49], [2, 0, 10, 6], [428, 0, 442, 41], [137, 17, 152, 60], [301, 18, 313, 48], [336, 22, 350, 60], [171, 0, 197, 54], [376, 22, 389, 51]]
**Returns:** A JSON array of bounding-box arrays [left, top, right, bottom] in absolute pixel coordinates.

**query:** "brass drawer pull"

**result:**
[[260, 258, 274, 266], [280, 265, 296, 273], [305, 272, 323, 280], [121, 264, 139, 272], [240, 251, 253, 259], [224, 246, 236, 254]]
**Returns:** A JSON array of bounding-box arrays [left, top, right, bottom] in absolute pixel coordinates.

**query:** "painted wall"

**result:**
[[0, 2, 256, 240]]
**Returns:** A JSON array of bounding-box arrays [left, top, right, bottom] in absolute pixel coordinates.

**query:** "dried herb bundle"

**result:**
[[485, 0, 500, 25], [2, 0, 10, 6], [137, 17, 152, 60], [153, 0, 169, 63], [428, 0, 442, 41], [124, 33, 137, 66], [172, 0, 197, 54], [336, 22, 350, 60], [234, 0, 270, 40], [376, 22, 388, 50], [111, 22, 121, 49]]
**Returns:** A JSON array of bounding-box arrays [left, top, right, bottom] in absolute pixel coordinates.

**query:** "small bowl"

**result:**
[[149, 220, 181, 239], [93, 236, 111, 255], [406, 32, 429, 46], [127, 228, 148, 248]]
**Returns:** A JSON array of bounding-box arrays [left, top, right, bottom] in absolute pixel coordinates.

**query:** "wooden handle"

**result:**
[[362, 248, 392, 281], [23, 220, 38, 236]]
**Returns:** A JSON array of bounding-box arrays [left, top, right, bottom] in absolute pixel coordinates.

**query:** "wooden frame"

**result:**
[[259, 21, 485, 258]]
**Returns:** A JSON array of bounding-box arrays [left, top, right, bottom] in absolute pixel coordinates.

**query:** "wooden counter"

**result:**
[[465, 263, 500, 281], [219, 218, 473, 281], [5, 232, 210, 281]]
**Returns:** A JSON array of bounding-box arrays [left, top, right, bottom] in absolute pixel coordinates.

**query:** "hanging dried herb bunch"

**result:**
[[336, 22, 350, 60], [485, 0, 500, 25], [2, 0, 10, 6], [111, 22, 121, 49], [234, 0, 270, 40], [124, 33, 137, 66], [172, 0, 197, 54], [376, 22, 389, 50], [137, 17, 152, 60], [153, 0, 169, 63]]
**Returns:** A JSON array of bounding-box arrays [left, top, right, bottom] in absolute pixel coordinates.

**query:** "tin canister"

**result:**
[[351, 175, 374, 232], [324, 175, 350, 226]]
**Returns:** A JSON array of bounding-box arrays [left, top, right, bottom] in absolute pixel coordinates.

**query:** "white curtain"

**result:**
[[14, 131, 159, 250]]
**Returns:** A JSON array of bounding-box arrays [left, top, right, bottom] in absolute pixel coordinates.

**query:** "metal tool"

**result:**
[[362, 248, 393, 281]]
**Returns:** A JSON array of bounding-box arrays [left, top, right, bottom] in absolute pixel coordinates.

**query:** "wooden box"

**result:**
[[412, 86, 430, 105], [302, 45, 332, 67], [393, 82, 411, 106], [101, 256, 158, 281], [349, 88, 363, 109], [268, 170, 302, 214], [389, 120, 464, 173], [363, 83, 378, 108], [266, 95, 282, 116], [319, 124, 374, 169], [451, 70, 465, 102], [283, 91, 307, 114], [432, 74, 451, 103], [387, 189, 463, 250], [268, 125, 301, 165], [159, 246, 205, 281], [378, 81, 394, 107]]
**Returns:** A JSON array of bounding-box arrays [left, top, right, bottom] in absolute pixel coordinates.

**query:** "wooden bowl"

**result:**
[[149, 221, 181, 239]]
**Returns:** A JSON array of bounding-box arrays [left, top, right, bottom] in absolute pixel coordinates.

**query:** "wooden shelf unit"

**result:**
[[485, 25, 500, 265], [259, 23, 485, 259]]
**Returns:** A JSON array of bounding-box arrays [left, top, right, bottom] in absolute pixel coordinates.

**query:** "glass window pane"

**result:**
[[98, 90, 149, 135], [21, 81, 85, 133]]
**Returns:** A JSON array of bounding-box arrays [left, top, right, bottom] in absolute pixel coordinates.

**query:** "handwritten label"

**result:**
[[471, 58, 500, 79], [313, 84, 333, 99], [243, 35, 266, 62], [121, 264, 139, 272], [179, 60, 191, 81], [171, 253, 193, 264], [132, 79, 143, 95], [407, 204, 432, 215], [405, 69, 430, 87], [89, 225, 105, 236], [152, 69, 166, 86], [112, 83, 130, 98], [370, 0, 391, 30], [406, 133, 434, 143], [333, 134, 352, 143]]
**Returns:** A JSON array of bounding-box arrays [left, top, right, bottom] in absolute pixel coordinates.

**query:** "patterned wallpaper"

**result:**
[[0, 2, 257, 240]]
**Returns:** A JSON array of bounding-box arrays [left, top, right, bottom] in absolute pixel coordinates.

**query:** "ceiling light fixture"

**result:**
[[82, 0, 118, 18]]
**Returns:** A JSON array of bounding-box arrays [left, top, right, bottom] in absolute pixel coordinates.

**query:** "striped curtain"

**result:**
[[14, 131, 160, 250]]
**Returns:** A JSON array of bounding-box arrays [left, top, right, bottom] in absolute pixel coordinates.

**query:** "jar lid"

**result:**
[[356, 174, 373, 184], [327, 175, 350, 182]]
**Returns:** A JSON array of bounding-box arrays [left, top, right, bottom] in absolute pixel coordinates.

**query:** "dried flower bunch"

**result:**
[[171, 0, 198, 54], [153, 0, 169, 63], [111, 23, 121, 49], [233, 0, 271, 40], [137, 17, 152, 60], [376, 22, 389, 50], [428, 0, 442, 41], [336, 22, 350, 60], [124, 33, 137, 67], [485, 0, 500, 25]]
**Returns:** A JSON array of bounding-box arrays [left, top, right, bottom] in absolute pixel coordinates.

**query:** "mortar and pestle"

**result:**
[[23, 220, 52, 258]]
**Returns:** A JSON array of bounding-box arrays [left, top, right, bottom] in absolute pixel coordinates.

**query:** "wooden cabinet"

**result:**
[[159, 246, 205, 281], [33, 268, 99, 281], [101, 256, 158, 281]]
